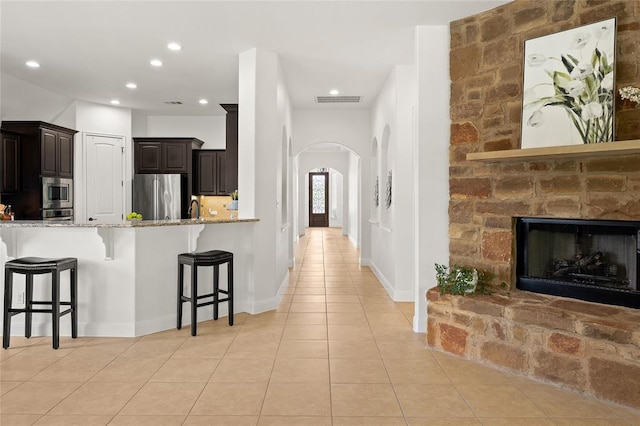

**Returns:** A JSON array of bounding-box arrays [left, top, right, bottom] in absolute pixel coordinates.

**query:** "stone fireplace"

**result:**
[[431, 0, 640, 411], [516, 217, 640, 309]]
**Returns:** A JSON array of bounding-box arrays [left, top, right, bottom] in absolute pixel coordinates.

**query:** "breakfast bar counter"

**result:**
[[0, 218, 260, 337]]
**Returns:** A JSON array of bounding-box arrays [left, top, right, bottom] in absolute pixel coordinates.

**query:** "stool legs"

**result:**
[[177, 262, 184, 330], [24, 275, 33, 338], [3, 268, 13, 349], [228, 259, 234, 326], [190, 264, 198, 337], [213, 265, 219, 321], [71, 267, 78, 339], [51, 271, 60, 349]]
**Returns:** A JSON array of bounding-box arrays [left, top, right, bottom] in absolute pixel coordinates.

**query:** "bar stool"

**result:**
[[3, 257, 78, 350], [177, 250, 234, 336]]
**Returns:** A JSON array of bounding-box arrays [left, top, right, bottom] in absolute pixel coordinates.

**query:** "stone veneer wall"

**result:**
[[449, 0, 640, 278], [427, 288, 640, 409], [427, 0, 640, 410]]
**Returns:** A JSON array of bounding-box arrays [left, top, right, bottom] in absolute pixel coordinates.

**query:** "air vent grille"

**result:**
[[164, 101, 183, 105], [316, 95, 362, 104]]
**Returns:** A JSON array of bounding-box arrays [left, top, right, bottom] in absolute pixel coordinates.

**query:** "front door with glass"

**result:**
[[309, 172, 329, 227]]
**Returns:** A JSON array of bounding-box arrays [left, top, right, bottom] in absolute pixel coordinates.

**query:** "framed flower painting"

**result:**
[[521, 18, 616, 148]]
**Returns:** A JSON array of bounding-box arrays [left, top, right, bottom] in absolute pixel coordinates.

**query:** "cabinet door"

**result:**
[[163, 142, 188, 173], [41, 130, 58, 176], [1, 132, 20, 192], [222, 104, 238, 193], [195, 151, 216, 195], [57, 132, 74, 177], [216, 151, 227, 195], [135, 142, 162, 173]]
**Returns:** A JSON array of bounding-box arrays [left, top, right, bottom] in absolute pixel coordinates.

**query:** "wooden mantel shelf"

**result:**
[[466, 139, 640, 162]]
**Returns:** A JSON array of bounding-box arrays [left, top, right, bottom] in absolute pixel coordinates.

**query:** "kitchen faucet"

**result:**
[[188, 199, 200, 219]]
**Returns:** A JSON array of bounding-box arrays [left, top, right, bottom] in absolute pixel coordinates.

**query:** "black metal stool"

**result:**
[[177, 250, 234, 336], [3, 257, 78, 350]]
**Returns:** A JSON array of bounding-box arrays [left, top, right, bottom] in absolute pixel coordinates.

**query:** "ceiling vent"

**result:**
[[315, 95, 361, 104], [163, 101, 183, 105]]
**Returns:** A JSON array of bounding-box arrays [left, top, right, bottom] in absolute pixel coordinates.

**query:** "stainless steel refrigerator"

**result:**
[[133, 174, 182, 220]]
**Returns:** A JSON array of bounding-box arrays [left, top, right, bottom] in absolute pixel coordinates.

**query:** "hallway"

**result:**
[[1, 228, 638, 425]]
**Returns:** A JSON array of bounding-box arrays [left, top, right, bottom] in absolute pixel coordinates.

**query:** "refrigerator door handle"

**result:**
[[153, 175, 159, 220]]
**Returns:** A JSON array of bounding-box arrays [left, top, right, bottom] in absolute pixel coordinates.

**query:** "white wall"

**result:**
[[145, 115, 226, 148], [369, 69, 399, 296], [367, 25, 449, 330], [1, 73, 75, 128], [369, 64, 419, 302], [348, 152, 360, 246], [329, 169, 344, 228], [293, 110, 370, 157], [415, 25, 450, 332]]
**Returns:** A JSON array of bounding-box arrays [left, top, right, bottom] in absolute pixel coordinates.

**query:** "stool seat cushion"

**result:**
[[6, 257, 77, 272], [178, 250, 233, 266]]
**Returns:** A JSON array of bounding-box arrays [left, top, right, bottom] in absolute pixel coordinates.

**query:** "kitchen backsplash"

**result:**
[[193, 195, 235, 220]]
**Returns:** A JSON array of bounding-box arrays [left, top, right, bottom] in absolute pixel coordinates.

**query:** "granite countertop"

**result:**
[[0, 217, 259, 228]]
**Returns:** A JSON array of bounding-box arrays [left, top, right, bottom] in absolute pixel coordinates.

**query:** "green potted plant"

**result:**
[[434, 263, 496, 295], [228, 190, 238, 210]]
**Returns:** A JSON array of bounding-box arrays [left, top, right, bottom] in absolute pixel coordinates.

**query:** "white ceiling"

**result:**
[[1, 0, 509, 116]]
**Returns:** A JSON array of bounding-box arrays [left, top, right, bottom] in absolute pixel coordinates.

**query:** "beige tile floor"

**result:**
[[1, 227, 640, 425]]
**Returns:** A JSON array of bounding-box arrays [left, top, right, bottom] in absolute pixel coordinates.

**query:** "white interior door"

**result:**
[[85, 134, 124, 223]]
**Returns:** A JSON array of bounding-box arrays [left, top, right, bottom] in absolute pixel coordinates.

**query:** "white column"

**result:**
[[238, 48, 281, 312], [414, 26, 450, 332]]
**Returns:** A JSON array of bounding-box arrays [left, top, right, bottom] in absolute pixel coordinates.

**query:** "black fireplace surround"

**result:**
[[516, 217, 640, 309]]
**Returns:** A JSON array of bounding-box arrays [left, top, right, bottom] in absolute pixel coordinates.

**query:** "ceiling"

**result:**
[[1, 0, 509, 116]]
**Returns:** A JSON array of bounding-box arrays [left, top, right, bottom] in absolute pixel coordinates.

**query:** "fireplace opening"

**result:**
[[516, 217, 640, 309]]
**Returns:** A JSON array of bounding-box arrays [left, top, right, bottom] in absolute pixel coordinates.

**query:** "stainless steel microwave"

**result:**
[[42, 177, 73, 209]]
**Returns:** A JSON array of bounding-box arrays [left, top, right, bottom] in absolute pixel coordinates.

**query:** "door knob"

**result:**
[[88, 217, 96, 221]]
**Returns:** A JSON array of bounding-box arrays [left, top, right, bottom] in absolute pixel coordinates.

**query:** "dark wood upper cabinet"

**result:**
[[133, 137, 203, 174], [0, 129, 20, 193], [135, 142, 163, 173], [193, 150, 226, 196], [163, 142, 189, 173], [41, 130, 58, 176], [221, 104, 238, 192], [57, 132, 74, 177], [1, 121, 77, 185]]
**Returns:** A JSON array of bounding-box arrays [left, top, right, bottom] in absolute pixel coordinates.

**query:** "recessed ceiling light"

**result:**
[[26, 60, 40, 68], [167, 42, 182, 51], [150, 59, 163, 67], [199, 99, 209, 105], [329, 89, 340, 95], [110, 99, 120, 105], [126, 82, 137, 89]]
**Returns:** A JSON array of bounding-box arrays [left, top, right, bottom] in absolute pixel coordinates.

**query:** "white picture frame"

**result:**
[[521, 18, 616, 148]]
